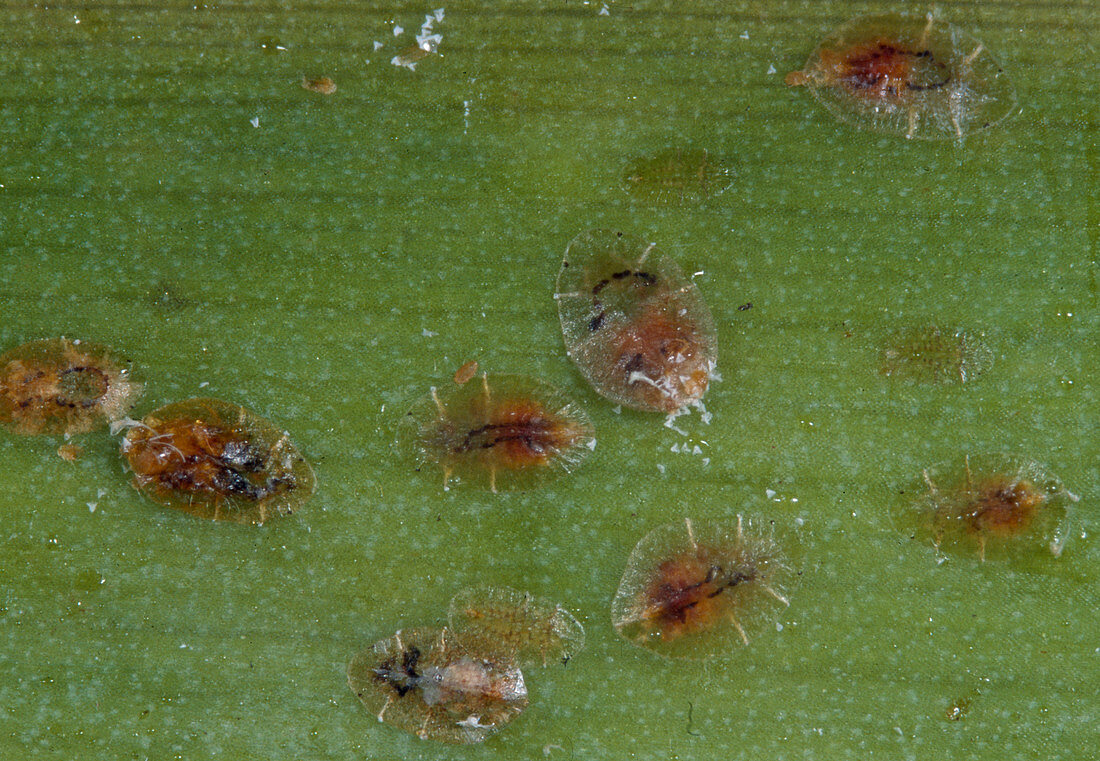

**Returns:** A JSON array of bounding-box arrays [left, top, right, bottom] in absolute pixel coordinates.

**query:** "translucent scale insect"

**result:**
[[398, 372, 595, 492], [554, 230, 718, 415], [348, 585, 583, 744], [300, 75, 337, 94], [621, 147, 733, 206], [119, 397, 315, 525], [348, 627, 528, 745], [879, 325, 993, 384], [0, 337, 142, 435], [785, 13, 1017, 139], [448, 586, 586, 667], [898, 453, 1079, 562], [611, 516, 795, 659]]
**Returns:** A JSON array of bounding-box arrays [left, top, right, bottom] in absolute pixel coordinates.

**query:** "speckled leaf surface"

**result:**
[[1, 1, 1096, 759]]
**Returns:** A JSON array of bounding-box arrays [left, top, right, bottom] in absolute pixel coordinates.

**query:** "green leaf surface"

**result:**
[[1, 1, 1096, 759]]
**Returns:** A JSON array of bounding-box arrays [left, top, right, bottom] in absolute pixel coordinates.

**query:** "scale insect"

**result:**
[[898, 453, 1079, 562], [0, 338, 142, 435], [398, 371, 595, 493], [347, 627, 528, 745], [621, 147, 733, 206], [554, 230, 718, 415], [611, 516, 796, 659], [879, 325, 993, 384], [785, 13, 1017, 140], [118, 397, 315, 525], [448, 586, 586, 668]]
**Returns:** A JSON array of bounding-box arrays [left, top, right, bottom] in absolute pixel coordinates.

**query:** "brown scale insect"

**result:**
[[621, 147, 733, 206], [785, 13, 1017, 140], [788, 37, 950, 101], [899, 453, 1079, 562], [300, 75, 337, 95], [447, 586, 586, 668], [392, 44, 435, 70], [398, 372, 594, 492], [611, 516, 796, 660], [452, 360, 479, 386], [0, 338, 142, 435], [347, 627, 528, 745], [57, 443, 84, 462], [119, 397, 315, 525], [555, 230, 717, 415], [879, 325, 993, 384]]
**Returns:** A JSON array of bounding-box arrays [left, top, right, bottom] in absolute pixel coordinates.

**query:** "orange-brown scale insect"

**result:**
[[0, 338, 142, 436], [452, 360, 479, 386], [879, 325, 993, 384], [119, 397, 315, 525], [605, 297, 714, 412], [611, 517, 796, 660], [57, 443, 84, 462], [448, 586, 585, 668], [960, 475, 1044, 538], [785, 13, 1016, 140], [555, 230, 717, 415], [347, 627, 527, 745], [899, 453, 1079, 562], [621, 147, 733, 206], [398, 372, 594, 493], [787, 37, 950, 101], [300, 75, 337, 94]]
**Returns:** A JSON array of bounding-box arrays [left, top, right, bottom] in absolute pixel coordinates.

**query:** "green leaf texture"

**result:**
[[1, 1, 1096, 759]]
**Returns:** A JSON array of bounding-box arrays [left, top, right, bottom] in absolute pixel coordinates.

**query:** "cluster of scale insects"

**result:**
[[2, 10, 1077, 749], [351, 11, 1066, 744], [0, 337, 315, 526]]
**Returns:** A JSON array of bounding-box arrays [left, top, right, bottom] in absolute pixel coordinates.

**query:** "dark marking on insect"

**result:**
[[611, 517, 795, 659], [0, 338, 143, 435], [373, 645, 422, 698], [399, 372, 594, 493], [785, 13, 1018, 140], [120, 397, 315, 525]]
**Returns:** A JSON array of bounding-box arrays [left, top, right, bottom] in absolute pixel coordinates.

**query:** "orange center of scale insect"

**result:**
[[963, 478, 1045, 538], [405, 373, 594, 492], [606, 301, 711, 412], [643, 552, 755, 641], [126, 417, 291, 502], [454, 399, 568, 468], [815, 40, 948, 99]]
